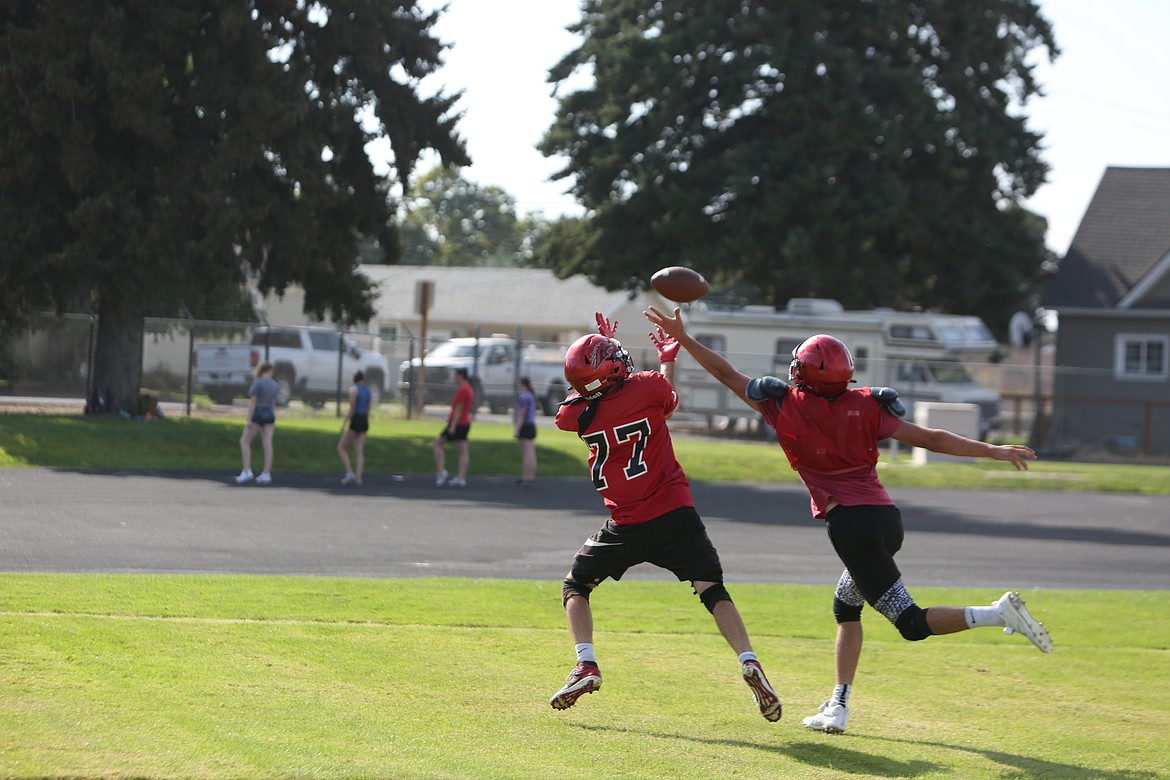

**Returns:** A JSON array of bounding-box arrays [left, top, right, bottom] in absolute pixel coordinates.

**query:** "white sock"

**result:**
[[575, 643, 596, 664], [832, 683, 851, 707], [738, 651, 758, 665], [965, 605, 1005, 628]]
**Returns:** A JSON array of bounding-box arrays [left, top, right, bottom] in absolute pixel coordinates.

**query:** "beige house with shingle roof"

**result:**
[[260, 265, 673, 354]]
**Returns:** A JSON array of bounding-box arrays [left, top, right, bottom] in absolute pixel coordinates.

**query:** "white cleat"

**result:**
[[803, 700, 848, 734], [994, 591, 1053, 653]]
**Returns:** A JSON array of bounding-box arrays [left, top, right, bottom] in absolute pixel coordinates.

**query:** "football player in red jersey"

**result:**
[[548, 313, 782, 722], [645, 305, 1052, 735]]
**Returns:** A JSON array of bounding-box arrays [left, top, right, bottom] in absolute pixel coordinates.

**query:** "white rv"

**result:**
[[676, 298, 1003, 438]]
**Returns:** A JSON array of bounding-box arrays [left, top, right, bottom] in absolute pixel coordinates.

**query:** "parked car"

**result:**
[[399, 336, 567, 414], [193, 326, 390, 406]]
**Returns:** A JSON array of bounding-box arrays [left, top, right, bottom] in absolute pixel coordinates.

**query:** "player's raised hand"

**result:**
[[595, 311, 619, 339], [650, 327, 680, 363], [644, 305, 686, 341]]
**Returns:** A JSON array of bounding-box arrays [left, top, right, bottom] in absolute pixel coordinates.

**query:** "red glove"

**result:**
[[650, 327, 680, 363], [595, 312, 618, 339]]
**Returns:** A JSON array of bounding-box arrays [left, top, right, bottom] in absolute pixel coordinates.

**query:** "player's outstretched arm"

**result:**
[[891, 421, 1037, 470], [644, 305, 759, 411]]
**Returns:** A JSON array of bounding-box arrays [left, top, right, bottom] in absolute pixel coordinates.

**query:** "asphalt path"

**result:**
[[1, 467, 1167, 591]]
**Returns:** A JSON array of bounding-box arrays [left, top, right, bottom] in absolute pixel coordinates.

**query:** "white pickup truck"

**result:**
[[193, 326, 390, 407], [398, 336, 567, 415]]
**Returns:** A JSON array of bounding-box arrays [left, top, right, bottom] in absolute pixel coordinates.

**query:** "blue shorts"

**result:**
[[251, 407, 275, 425]]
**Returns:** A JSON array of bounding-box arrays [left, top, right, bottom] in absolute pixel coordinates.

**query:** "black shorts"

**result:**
[[517, 422, 536, 440], [349, 414, 369, 433], [440, 424, 470, 442], [824, 504, 904, 602], [569, 506, 724, 587]]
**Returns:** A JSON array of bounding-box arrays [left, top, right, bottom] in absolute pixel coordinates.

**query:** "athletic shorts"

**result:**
[[824, 503, 904, 603], [517, 422, 537, 440], [251, 407, 275, 425], [349, 414, 369, 433], [440, 424, 470, 441], [568, 506, 724, 587]]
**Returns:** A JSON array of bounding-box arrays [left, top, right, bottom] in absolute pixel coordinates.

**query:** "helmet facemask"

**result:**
[[564, 334, 634, 398]]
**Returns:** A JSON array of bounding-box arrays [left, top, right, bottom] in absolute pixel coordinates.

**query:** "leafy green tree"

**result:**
[[540, 0, 1057, 334], [396, 167, 547, 267], [0, 1, 468, 411]]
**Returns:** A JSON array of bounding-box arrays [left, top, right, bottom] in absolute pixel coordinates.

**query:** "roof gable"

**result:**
[[1042, 166, 1170, 309]]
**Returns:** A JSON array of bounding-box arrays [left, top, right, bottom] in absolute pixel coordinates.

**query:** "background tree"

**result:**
[[395, 166, 549, 267], [0, 1, 469, 411], [539, 0, 1058, 335]]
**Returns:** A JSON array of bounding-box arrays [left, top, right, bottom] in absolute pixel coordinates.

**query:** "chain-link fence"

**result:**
[[0, 314, 578, 417], [2, 313, 1166, 458]]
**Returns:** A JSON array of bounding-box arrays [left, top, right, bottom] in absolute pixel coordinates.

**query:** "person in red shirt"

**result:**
[[548, 314, 782, 723], [433, 367, 474, 488], [645, 305, 1053, 735]]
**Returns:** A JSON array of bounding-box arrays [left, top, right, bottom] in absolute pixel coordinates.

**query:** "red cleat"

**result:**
[[549, 662, 602, 710], [742, 660, 782, 722]]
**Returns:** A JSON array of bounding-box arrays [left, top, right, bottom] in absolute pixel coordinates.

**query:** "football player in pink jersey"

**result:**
[[548, 313, 782, 723], [646, 305, 1052, 735]]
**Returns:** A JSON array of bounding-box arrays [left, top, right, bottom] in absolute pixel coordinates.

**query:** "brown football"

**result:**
[[651, 266, 710, 303]]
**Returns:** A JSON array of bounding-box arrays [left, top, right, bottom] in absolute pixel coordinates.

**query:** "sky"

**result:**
[[409, 0, 1170, 258]]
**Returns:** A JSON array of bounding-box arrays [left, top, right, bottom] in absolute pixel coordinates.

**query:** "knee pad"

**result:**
[[894, 604, 932, 641], [562, 578, 592, 607], [697, 583, 732, 614], [833, 597, 863, 624]]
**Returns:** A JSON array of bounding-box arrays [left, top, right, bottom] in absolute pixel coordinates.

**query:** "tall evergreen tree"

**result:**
[[540, 0, 1057, 334], [0, 1, 469, 411]]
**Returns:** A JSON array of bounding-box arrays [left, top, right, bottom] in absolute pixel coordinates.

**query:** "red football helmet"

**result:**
[[790, 334, 855, 397], [564, 334, 633, 396]]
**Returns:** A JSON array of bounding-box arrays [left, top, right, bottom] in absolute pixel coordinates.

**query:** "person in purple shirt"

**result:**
[[339, 369, 372, 486], [513, 376, 538, 485]]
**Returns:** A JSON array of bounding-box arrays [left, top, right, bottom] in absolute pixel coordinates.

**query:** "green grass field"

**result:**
[[1, 577, 1167, 779], [2, 411, 1169, 778]]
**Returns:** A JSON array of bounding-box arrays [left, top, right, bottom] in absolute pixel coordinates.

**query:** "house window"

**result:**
[[1114, 333, 1168, 380]]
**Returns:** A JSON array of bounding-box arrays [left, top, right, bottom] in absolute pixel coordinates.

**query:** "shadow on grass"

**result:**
[[862, 734, 1163, 780], [572, 723, 1161, 779], [571, 723, 938, 777]]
